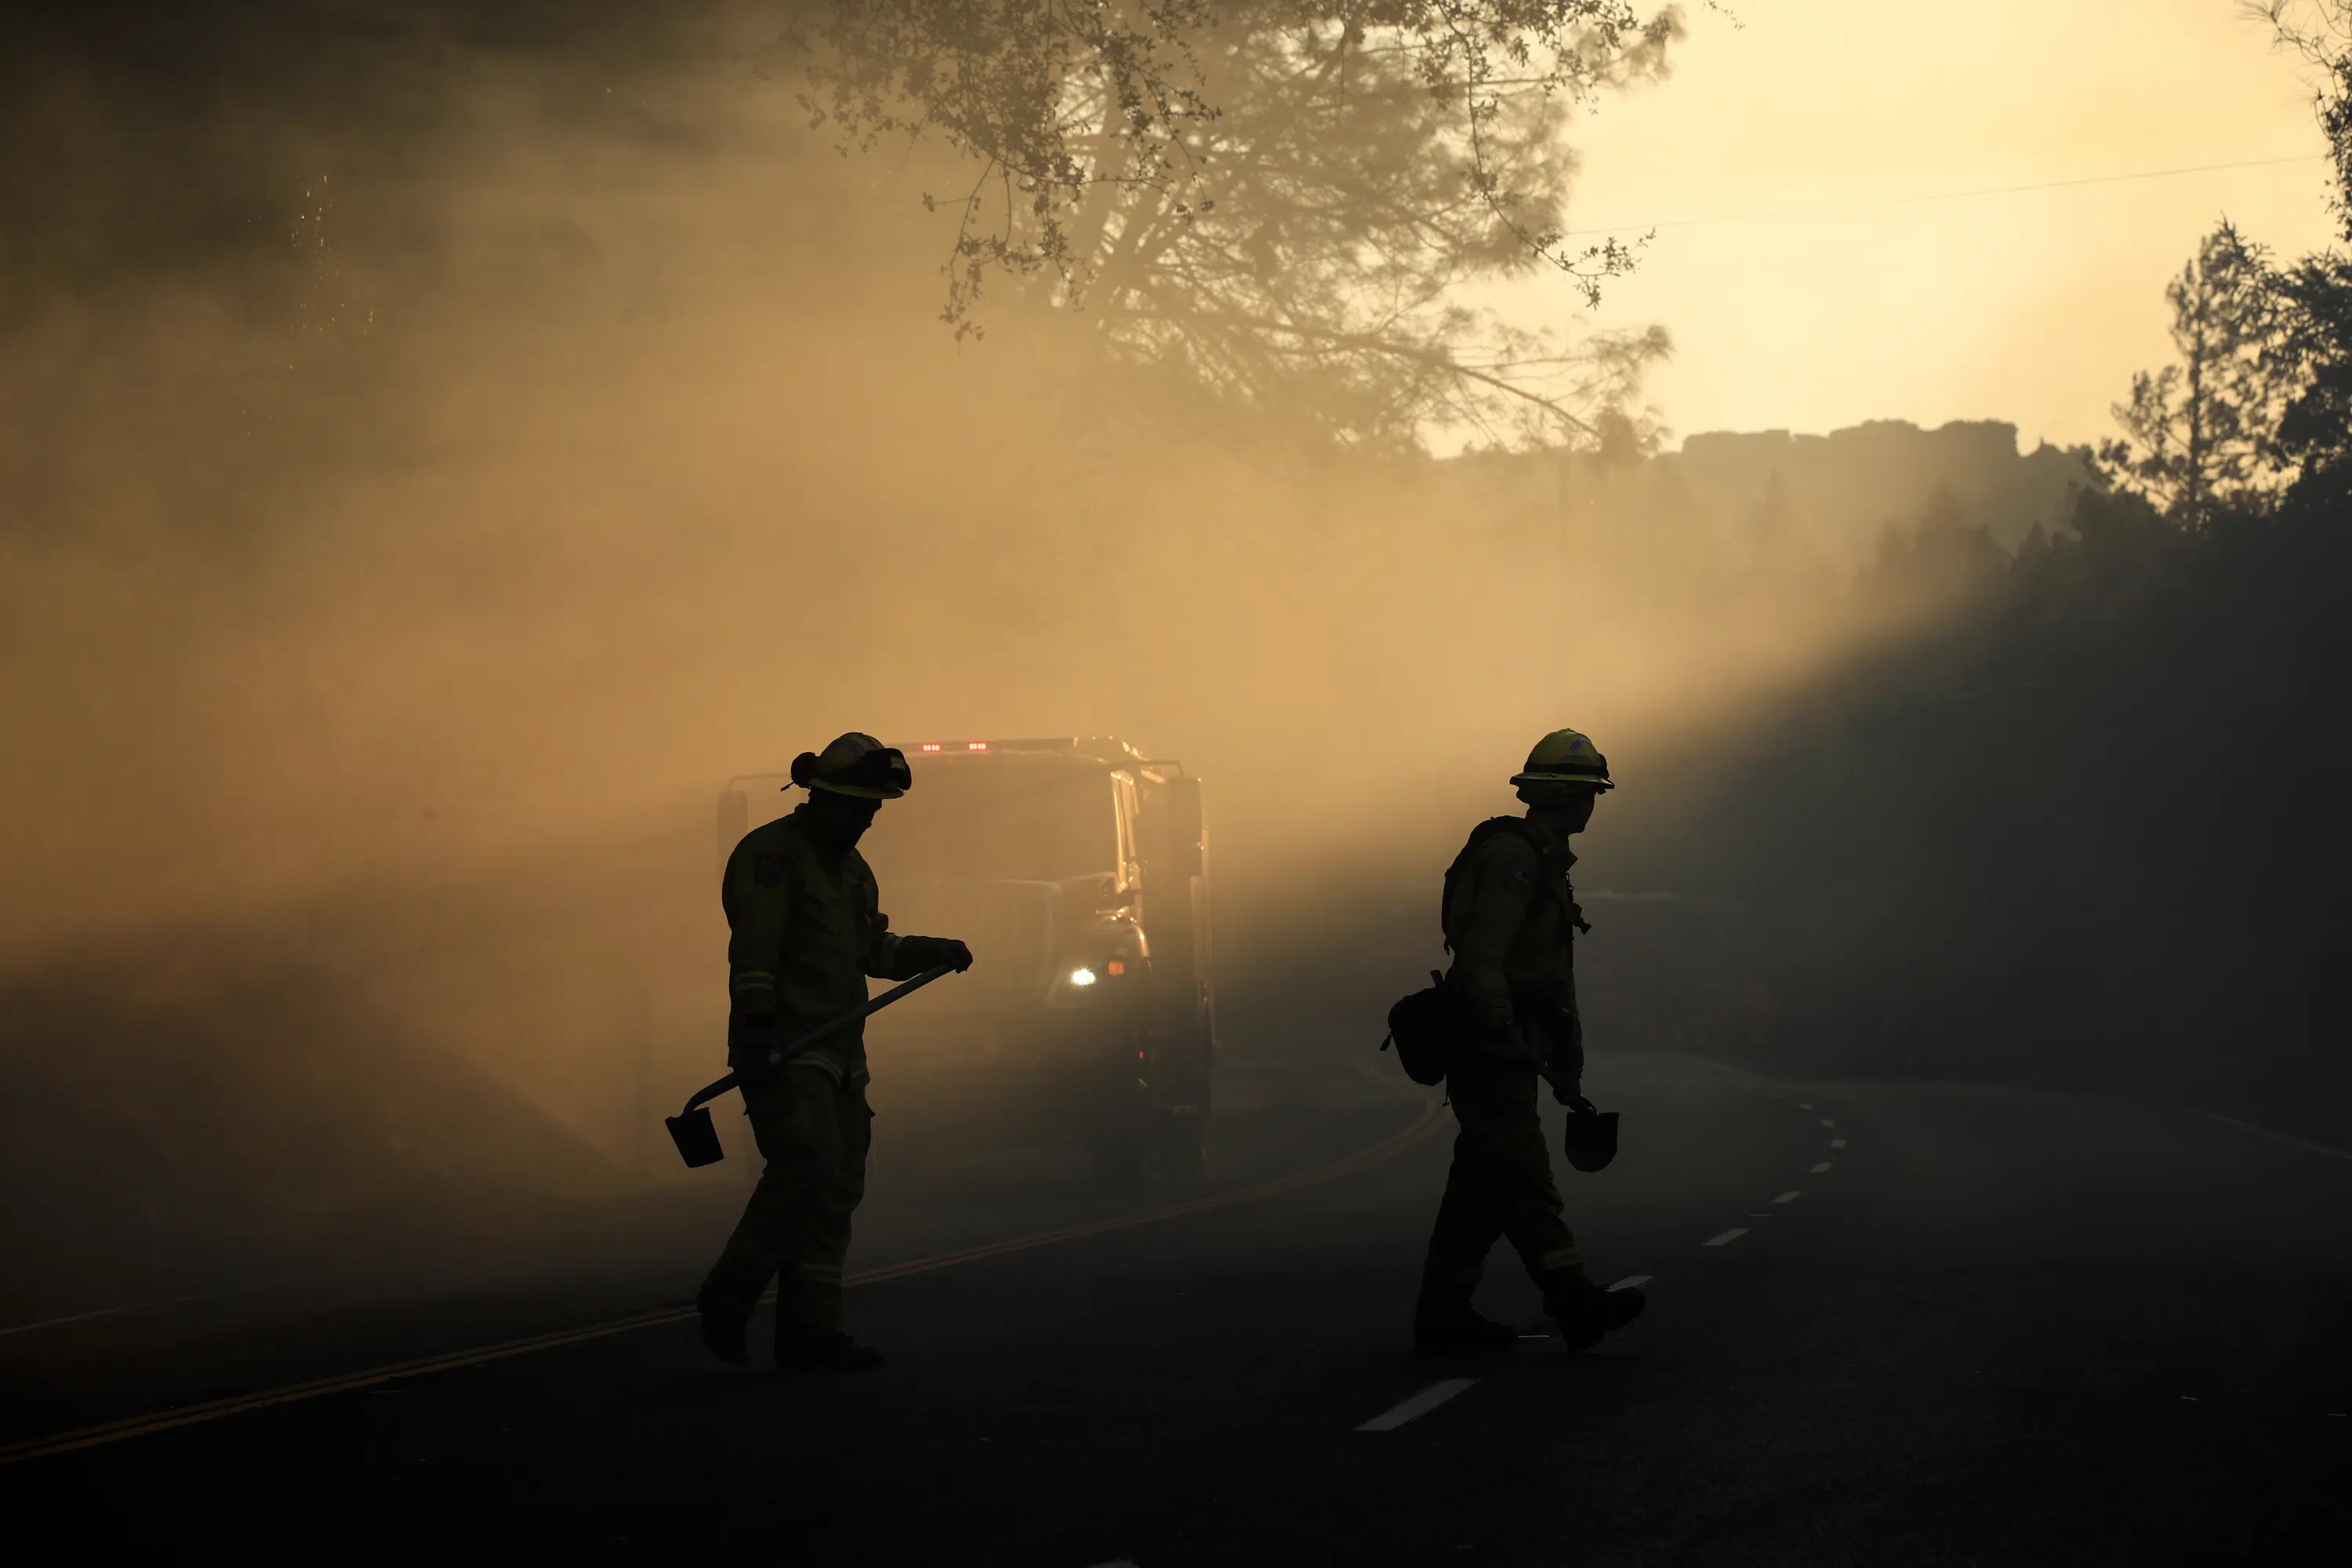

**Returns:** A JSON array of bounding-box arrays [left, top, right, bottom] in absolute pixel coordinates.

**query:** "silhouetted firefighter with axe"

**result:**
[[677, 733, 971, 1370]]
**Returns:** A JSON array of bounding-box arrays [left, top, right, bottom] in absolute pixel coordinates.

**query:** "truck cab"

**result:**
[[716, 738, 1214, 1187]]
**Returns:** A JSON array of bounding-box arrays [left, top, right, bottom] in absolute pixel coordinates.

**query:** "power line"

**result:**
[[1562, 152, 2330, 239]]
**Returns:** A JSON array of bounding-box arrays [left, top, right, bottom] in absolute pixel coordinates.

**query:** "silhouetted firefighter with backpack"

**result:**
[[1410, 728, 1646, 1355]]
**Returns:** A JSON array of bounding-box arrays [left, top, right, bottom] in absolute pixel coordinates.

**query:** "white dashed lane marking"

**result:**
[[1357, 1378, 1479, 1432], [1797, 1102, 1814, 1110], [1609, 1275, 1651, 1291], [1702, 1229, 1748, 1247], [1812, 1161, 1832, 1173], [1831, 1138, 1846, 1149], [1818, 1119, 1836, 1128], [1773, 1191, 1801, 1204]]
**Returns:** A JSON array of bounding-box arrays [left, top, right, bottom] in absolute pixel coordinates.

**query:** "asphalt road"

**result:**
[[5, 1047, 2350, 1563]]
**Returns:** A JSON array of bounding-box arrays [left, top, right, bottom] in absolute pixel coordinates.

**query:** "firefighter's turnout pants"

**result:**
[[1419, 1046, 1589, 1310], [699, 1064, 871, 1335]]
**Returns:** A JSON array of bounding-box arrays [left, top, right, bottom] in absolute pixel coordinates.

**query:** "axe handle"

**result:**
[[678, 964, 957, 1116]]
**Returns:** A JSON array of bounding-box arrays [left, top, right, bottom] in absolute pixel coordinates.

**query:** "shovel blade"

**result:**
[[1564, 1108, 1620, 1173], [666, 1107, 725, 1168]]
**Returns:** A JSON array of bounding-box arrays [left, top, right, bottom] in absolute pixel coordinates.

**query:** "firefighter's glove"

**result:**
[[728, 1014, 783, 1076], [1542, 1057, 1585, 1106], [899, 935, 975, 974]]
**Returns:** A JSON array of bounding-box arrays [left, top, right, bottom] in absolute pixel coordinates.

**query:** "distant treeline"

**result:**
[[1606, 103, 2352, 1134], [1619, 485, 2352, 1138], [1448, 416, 2092, 568]]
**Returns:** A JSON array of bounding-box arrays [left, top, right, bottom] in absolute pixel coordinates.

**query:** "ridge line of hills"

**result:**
[[1446, 418, 2099, 562]]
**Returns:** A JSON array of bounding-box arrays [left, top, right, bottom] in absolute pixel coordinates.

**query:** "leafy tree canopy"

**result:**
[[2243, 3, 2352, 507], [773, 2, 1686, 448], [2098, 222, 2298, 526], [2094, 5, 2352, 522]]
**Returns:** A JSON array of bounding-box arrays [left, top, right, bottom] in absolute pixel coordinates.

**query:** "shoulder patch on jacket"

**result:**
[[753, 850, 786, 887], [1443, 816, 1544, 949]]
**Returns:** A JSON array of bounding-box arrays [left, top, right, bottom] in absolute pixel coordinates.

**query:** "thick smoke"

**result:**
[[0, 4, 2015, 1283]]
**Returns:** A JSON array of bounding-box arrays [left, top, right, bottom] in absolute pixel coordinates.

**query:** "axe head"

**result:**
[[666, 1107, 725, 1168]]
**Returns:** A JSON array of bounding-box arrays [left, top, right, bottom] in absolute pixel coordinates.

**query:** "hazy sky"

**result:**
[[1485, 0, 2341, 450]]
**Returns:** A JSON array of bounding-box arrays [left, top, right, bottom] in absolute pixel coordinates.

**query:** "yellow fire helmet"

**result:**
[[1510, 728, 1613, 792], [789, 732, 913, 799]]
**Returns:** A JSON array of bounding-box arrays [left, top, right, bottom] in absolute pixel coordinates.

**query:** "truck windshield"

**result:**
[[864, 761, 1120, 884]]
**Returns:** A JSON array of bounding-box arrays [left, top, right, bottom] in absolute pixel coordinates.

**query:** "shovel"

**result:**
[[1563, 1102, 1621, 1172], [665, 963, 958, 1168]]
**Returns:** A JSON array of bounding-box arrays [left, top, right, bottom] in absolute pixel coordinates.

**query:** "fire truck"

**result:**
[[717, 738, 1215, 1188]]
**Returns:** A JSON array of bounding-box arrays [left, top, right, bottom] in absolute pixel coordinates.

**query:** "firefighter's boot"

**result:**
[[696, 1301, 750, 1367], [1546, 1280, 1646, 1351]]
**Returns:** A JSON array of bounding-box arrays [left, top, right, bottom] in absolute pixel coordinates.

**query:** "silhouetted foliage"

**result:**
[[776, 2, 1684, 445], [2254, 4, 2352, 507], [2098, 223, 2298, 525], [2271, 252, 2352, 506]]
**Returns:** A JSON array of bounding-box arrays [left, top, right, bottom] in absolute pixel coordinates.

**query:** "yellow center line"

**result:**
[[0, 1094, 1446, 1468]]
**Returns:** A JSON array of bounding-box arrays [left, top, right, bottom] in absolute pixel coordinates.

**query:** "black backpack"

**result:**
[[1382, 970, 1465, 1086]]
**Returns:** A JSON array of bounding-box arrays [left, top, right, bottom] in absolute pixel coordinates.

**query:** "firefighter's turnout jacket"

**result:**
[[722, 804, 929, 1087], [1442, 815, 1585, 1084]]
